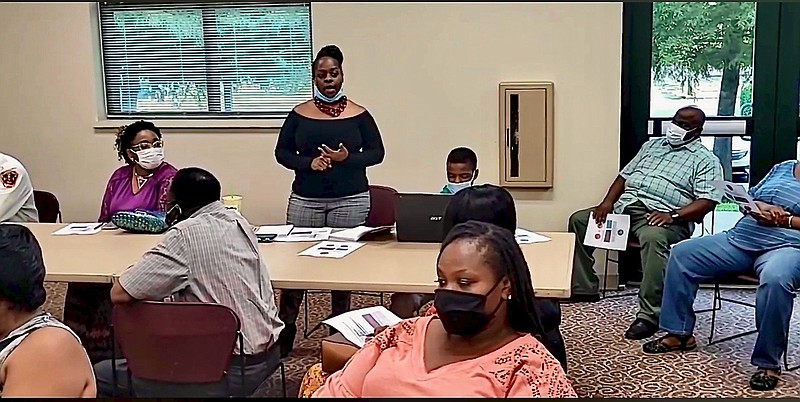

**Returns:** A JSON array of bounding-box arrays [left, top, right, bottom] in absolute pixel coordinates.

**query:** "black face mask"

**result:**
[[433, 279, 505, 337]]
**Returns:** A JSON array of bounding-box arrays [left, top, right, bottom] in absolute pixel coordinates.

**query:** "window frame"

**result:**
[[620, 2, 800, 186], [94, 1, 314, 127]]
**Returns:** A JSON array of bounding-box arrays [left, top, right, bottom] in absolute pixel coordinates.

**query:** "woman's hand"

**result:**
[[319, 143, 350, 163], [311, 156, 331, 171], [749, 202, 790, 227]]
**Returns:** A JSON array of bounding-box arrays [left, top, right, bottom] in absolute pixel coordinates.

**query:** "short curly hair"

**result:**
[[114, 120, 163, 164]]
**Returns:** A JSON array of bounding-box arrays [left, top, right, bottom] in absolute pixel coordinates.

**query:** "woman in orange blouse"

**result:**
[[313, 221, 575, 397]]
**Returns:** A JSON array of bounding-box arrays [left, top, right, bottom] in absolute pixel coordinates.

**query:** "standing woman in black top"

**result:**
[[274, 45, 386, 357]]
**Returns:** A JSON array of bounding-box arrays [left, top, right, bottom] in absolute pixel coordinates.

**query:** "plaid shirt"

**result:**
[[615, 138, 723, 214], [120, 201, 284, 355]]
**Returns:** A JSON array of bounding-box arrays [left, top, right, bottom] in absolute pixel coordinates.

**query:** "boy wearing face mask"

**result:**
[[441, 147, 478, 194], [98, 120, 178, 223], [566, 106, 723, 341]]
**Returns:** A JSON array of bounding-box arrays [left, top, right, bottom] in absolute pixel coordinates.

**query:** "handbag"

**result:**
[[111, 210, 169, 234]]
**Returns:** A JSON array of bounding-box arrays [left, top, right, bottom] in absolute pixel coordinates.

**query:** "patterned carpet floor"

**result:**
[[42, 283, 800, 397]]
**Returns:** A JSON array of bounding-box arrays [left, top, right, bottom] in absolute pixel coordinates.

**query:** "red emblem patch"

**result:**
[[1, 169, 19, 189]]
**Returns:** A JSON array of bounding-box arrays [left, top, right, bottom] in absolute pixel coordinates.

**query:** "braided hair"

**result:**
[[114, 120, 162, 164], [439, 221, 546, 338], [313, 44, 344, 70]]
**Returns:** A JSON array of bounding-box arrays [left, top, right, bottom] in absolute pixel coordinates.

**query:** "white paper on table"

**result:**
[[255, 224, 294, 236], [273, 227, 332, 242], [711, 180, 760, 212], [297, 240, 365, 259], [330, 225, 393, 242], [322, 306, 402, 347], [52, 223, 104, 236], [582, 213, 631, 251], [515, 228, 551, 244]]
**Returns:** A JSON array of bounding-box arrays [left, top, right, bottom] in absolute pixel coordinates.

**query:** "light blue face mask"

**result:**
[[313, 86, 346, 103], [445, 171, 477, 194]]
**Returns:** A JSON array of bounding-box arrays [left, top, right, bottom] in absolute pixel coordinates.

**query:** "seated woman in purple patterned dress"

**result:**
[[98, 120, 177, 222], [64, 121, 177, 363]]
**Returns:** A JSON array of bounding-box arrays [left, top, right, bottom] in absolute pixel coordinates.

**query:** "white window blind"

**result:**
[[98, 2, 312, 118]]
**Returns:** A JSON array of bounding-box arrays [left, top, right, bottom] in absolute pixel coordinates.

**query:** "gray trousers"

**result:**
[[94, 347, 280, 397], [278, 192, 370, 352]]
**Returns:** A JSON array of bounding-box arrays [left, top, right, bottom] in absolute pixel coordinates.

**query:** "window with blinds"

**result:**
[[98, 2, 312, 118]]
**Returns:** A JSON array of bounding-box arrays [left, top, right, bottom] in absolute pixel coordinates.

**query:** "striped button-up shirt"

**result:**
[[120, 201, 284, 355], [727, 160, 800, 251], [615, 138, 724, 214]]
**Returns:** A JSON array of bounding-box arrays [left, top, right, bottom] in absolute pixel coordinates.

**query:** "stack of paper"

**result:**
[[322, 306, 402, 347], [582, 213, 631, 251], [53, 223, 104, 236], [274, 227, 332, 242], [515, 228, 551, 244], [330, 225, 393, 242], [255, 224, 294, 236], [297, 241, 365, 259]]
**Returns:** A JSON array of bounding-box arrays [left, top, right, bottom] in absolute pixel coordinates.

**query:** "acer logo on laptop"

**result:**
[[429, 216, 443, 221]]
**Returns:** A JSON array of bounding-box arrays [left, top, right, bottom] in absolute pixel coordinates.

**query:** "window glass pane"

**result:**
[[650, 2, 756, 118], [99, 2, 312, 118]]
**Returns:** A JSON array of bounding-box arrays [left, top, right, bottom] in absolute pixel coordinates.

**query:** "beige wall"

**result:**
[[0, 2, 622, 231]]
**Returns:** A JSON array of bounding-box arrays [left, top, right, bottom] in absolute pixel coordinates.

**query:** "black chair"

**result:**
[[33, 190, 61, 223], [705, 273, 798, 371]]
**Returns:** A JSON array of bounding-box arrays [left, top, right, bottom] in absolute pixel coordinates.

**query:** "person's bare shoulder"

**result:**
[[4, 327, 95, 397], [294, 100, 316, 114], [347, 100, 366, 113]]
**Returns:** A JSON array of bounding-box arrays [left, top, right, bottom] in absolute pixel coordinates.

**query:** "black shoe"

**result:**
[[278, 323, 297, 359], [750, 369, 780, 391], [624, 318, 658, 340], [560, 293, 601, 304]]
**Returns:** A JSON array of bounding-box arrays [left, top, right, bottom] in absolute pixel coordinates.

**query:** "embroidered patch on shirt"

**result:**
[[1, 169, 19, 189]]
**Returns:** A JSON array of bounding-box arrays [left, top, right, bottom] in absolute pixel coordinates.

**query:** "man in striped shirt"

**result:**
[[94, 167, 284, 397], [567, 106, 724, 340]]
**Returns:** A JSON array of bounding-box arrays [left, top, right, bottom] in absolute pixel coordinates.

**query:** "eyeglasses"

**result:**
[[130, 140, 164, 152]]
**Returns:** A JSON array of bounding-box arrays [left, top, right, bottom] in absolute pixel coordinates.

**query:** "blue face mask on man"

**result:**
[[313, 86, 345, 103]]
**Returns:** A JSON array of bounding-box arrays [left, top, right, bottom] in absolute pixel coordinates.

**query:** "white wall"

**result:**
[[0, 2, 622, 230]]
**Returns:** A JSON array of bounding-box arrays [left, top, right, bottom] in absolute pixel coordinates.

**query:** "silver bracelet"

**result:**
[[789, 215, 795, 229]]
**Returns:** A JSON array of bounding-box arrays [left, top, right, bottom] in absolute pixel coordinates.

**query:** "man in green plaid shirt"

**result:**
[[567, 106, 724, 340]]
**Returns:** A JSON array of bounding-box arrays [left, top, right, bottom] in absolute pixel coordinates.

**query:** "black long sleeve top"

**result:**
[[275, 110, 386, 198]]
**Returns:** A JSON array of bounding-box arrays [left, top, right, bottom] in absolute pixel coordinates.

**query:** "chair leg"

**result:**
[[110, 323, 118, 397], [602, 250, 610, 299], [239, 332, 246, 397], [303, 290, 311, 338], [708, 284, 720, 344], [280, 361, 287, 398]]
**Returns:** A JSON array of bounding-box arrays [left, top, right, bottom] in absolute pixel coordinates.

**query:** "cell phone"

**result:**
[[256, 233, 278, 243]]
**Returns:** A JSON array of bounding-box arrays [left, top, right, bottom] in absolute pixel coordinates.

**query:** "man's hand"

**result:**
[[311, 156, 331, 171], [319, 143, 349, 163], [592, 202, 614, 225], [646, 212, 673, 227]]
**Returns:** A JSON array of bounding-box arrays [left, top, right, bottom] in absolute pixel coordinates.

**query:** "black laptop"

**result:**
[[395, 193, 453, 243]]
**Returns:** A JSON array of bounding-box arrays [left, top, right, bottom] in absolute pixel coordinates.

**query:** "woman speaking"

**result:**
[[274, 44, 386, 357]]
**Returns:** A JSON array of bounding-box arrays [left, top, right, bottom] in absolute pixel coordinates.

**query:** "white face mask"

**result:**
[[666, 123, 696, 146], [134, 148, 165, 170]]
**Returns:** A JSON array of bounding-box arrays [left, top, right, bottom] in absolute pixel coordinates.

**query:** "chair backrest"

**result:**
[[33, 190, 60, 223], [112, 302, 240, 384], [366, 185, 398, 227]]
